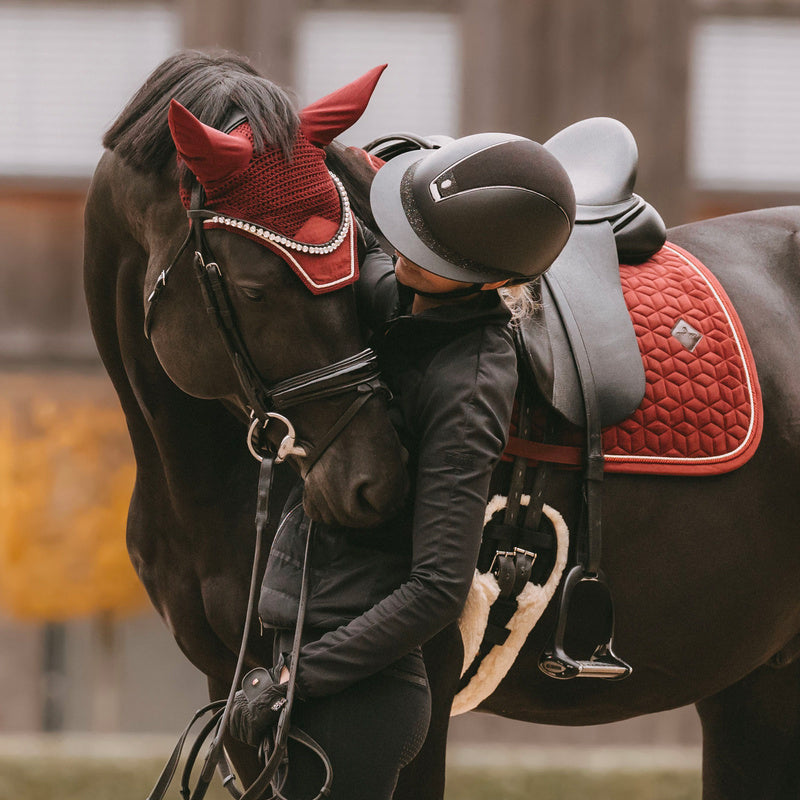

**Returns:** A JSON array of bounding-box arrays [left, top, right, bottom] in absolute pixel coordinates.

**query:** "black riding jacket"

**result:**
[[259, 238, 517, 699]]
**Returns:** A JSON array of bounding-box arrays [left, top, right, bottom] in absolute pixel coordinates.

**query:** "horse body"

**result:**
[[481, 207, 800, 724], [399, 207, 800, 800], [85, 50, 800, 800]]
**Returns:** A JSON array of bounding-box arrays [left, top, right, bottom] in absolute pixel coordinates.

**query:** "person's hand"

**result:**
[[228, 662, 288, 747]]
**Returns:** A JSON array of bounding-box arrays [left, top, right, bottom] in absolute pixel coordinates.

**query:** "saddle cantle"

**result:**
[[546, 116, 667, 258], [517, 117, 667, 428]]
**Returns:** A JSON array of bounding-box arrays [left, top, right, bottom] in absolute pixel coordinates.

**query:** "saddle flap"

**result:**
[[515, 281, 584, 427], [516, 223, 646, 428]]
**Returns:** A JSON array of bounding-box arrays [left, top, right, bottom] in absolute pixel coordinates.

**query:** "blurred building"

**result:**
[[1, 0, 798, 742]]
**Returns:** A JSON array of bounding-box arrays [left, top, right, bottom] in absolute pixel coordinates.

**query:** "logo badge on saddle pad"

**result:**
[[671, 318, 703, 352]]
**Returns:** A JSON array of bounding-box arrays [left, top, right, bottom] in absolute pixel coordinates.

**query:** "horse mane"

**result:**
[[105, 49, 382, 242], [103, 49, 299, 173]]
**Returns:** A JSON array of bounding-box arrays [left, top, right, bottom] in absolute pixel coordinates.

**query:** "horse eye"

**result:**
[[239, 286, 265, 302]]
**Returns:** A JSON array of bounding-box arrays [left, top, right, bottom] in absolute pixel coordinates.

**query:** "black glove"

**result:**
[[228, 661, 288, 747]]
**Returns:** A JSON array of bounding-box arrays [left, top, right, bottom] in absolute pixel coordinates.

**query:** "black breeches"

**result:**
[[277, 669, 431, 800]]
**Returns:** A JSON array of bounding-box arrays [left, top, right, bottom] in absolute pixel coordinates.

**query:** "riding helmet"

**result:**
[[370, 132, 576, 284]]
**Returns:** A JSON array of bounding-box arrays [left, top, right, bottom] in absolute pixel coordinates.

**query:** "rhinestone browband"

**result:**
[[204, 171, 352, 255]]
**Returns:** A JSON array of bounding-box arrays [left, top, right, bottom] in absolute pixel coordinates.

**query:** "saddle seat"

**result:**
[[517, 117, 667, 428], [547, 116, 640, 216]]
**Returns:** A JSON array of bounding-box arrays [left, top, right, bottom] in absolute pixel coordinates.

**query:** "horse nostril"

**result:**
[[303, 440, 409, 527], [355, 477, 382, 516]]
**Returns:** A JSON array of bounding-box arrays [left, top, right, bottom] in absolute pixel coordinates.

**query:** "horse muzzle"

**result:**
[[301, 430, 409, 528]]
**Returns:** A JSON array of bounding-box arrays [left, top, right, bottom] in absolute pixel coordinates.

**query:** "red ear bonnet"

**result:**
[[168, 65, 386, 294], [168, 100, 253, 187], [300, 64, 387, 147]]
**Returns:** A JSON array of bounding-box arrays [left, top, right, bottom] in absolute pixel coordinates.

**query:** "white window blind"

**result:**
[[0, 2, 179, 177], [295, 10, 461, 149], [690, 17, 800, 190]]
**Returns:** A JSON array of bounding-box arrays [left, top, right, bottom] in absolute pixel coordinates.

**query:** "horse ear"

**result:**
[[168, 99, 253, 186], [300, 64, 387, 147]]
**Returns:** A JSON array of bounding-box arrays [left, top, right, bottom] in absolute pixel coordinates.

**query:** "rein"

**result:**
[[146, 455, 331, 800]]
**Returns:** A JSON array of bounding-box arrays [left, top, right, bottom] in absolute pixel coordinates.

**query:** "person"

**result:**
[[229, 132, 576, 799]]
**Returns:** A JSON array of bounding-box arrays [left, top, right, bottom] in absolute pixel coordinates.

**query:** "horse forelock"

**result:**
[[103, 49, 300, 174], [102, 49, 376, 235]]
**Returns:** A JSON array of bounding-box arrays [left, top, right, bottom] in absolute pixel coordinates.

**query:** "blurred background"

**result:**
[[1, 0, 799, 790]]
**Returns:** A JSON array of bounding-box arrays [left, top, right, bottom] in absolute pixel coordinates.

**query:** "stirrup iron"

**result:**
[[539, 564, 632, 680]]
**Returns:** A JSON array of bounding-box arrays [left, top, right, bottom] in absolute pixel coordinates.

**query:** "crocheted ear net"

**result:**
[[182, 122, 356, 294]]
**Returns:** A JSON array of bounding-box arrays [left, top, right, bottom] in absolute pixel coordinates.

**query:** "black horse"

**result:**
[[84, 50, 408, 786], [86, 52, 800, 799], [415, 209, 800, 800], [349, 149, 800, 799]]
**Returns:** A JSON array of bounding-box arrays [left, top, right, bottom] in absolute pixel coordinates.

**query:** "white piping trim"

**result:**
[[249, 215, 356, 292]]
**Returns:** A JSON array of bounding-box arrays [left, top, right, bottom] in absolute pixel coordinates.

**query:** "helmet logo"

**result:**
[[429, 168, 458, 201]]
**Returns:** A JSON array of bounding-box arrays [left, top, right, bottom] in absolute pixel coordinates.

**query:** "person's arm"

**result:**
[[293, 326, 517, 698], [355, 221, 400, 331]]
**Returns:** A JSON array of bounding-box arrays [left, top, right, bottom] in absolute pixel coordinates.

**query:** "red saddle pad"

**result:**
[[602, 242, 762, 475]]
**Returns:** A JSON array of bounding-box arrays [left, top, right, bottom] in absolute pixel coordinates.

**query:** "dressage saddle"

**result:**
[[470, 118, 667, 683], [513, 118, 666, 680]]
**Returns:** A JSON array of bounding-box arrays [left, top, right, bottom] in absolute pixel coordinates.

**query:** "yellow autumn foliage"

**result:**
[[0, 372, 146, 621]]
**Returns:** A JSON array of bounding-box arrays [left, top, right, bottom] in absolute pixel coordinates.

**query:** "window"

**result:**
[[690, 17, 800, 190], [0, 2, 179, 177], [296, 10, 461, 148]]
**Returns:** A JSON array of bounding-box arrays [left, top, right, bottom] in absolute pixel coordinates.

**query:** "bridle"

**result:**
[[144, 179, 388, 475], [144, 139, 388, 798]]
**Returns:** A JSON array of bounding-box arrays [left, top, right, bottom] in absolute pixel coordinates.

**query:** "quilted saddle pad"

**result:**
[[602, 242, 762, 475], [504, 242, 763, 476]]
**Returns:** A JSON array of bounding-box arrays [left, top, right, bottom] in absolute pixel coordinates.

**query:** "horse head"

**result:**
[[144, 64, 408, 527]]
